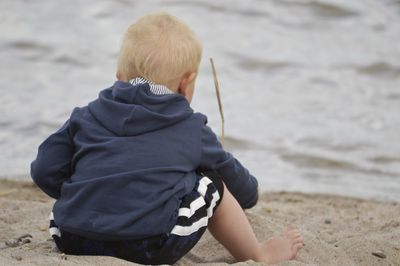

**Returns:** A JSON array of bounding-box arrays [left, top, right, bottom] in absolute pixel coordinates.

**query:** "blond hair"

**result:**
[[117, 12, 202, 86]]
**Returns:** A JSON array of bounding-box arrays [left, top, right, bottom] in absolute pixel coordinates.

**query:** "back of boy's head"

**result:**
[[117, 12, 202, 86]]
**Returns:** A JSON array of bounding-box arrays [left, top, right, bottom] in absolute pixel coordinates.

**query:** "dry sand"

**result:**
[[0, 179, 399, 266]]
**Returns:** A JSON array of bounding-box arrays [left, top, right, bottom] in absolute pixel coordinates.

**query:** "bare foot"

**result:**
[[255, 226, 304, 264]]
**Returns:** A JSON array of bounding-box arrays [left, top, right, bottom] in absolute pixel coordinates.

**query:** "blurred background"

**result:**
[[1, 0, 399, 201]]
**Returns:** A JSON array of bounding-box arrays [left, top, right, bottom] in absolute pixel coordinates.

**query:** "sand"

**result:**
[[0, 179, 399, 266]]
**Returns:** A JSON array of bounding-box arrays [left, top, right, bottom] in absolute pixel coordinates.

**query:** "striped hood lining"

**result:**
[[129, 77, 175, 95]]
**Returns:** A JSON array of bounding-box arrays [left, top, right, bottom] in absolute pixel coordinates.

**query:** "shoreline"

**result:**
[[0, 178, 399, 265]]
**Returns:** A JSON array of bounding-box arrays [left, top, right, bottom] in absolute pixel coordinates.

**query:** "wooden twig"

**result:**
[[210, 58, 225, 146]]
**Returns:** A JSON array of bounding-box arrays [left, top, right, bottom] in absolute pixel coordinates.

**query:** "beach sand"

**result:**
[[0, 179, 399, 266]]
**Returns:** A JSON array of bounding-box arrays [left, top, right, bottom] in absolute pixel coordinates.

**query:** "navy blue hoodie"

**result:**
[[31, 79, 258, 240]]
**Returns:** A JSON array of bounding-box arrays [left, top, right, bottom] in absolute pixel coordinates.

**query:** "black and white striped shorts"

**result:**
[[49, 176, 223, 265]]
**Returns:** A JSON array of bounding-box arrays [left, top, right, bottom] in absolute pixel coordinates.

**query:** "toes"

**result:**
[[286, 229, 301, 240], [283, 225, 294, 234], [293, 236, 304, 245], [290, 231, 302, 238], [284, 226, 304, 248]]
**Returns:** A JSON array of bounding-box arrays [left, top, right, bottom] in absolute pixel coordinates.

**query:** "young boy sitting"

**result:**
[[31, 12, 304, 265]]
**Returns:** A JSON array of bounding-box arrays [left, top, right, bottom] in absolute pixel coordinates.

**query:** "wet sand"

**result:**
[[0, 179, 399, 265]]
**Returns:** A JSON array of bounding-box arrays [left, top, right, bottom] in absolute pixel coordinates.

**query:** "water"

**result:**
[[1, 0, 400, 201]]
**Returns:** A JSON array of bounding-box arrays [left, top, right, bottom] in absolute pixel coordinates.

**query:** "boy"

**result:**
[[31, 12, 303, 265]]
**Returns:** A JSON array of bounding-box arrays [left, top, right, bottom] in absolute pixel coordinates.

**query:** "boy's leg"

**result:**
[[208, 183, 304, 264]]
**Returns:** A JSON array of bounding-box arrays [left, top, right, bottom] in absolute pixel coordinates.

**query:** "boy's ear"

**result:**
[[178, 72, 197, 96], [116, 72, 122, 81]]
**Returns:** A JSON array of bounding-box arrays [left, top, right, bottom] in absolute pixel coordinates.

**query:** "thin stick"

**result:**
[[210, 58, 225, 146]]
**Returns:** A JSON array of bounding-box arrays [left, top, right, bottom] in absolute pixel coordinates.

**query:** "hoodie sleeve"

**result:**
[[197, 124, 259, 209], [31, 120, 74, 199]]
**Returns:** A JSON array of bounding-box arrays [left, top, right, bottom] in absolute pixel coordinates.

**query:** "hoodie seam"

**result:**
[[87, 104, 120, 136]]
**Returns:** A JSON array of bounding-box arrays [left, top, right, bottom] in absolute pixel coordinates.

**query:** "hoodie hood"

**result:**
[[88, 79, 193, 136]]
